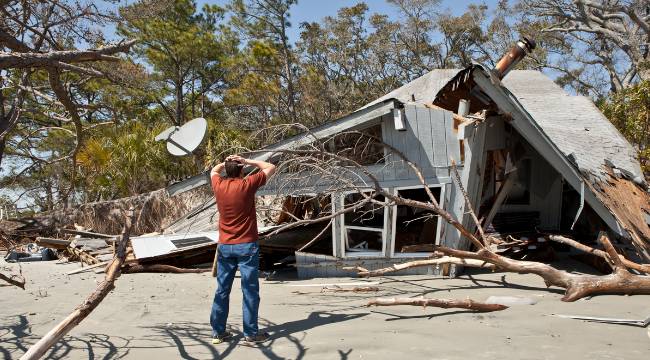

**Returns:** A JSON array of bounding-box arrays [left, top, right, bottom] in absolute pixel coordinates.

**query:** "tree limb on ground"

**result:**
[[0, 271, 25, 289], [434, 233, 650, 302], [367, 297, 508, 312], [343, 256, 496, 277], [121, 264, 210, 274], [20, 208, 135, 360]]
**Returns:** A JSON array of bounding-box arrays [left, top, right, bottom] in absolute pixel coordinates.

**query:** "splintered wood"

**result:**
[[593, 176, 650, 261]]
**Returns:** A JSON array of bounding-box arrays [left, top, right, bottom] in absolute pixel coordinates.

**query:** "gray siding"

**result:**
[[382, 104, 453, 181]]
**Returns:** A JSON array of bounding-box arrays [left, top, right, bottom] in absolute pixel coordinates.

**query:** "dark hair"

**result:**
[[224, 160, 243, 178]]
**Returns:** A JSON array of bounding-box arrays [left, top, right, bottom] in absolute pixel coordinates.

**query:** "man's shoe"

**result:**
[[244, 332, 270, 344], [212, 331, 233, 345]]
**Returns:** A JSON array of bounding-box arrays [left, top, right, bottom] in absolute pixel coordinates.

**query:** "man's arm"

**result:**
[[210, 162, 225, 177], [229, 155, 276, 178], [245, 159, 276, 178]]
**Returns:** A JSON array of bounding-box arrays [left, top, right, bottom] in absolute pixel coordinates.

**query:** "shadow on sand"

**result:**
[[1, 311, 365, 360]]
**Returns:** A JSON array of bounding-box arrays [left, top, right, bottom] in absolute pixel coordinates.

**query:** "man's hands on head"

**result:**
[[225, 154, 247, 164], [218, 154, 276, 178]]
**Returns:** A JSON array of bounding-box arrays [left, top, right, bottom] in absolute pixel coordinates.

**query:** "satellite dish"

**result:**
[[154, 125, 178, 142], [154, 117, 208, 156]]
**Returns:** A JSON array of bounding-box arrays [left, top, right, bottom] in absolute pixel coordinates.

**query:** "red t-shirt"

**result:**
[[212, 171, 267, 244]]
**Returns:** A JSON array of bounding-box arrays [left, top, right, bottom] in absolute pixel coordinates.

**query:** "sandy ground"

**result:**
[[1, 258, 649, 360]]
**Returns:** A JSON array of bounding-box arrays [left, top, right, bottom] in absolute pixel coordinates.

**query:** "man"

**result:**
[[209, 154, 276, 345]]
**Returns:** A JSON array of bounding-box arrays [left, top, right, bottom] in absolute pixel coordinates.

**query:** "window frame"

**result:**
[[390, 184, 445, 258], [339, 188, 389, 258]]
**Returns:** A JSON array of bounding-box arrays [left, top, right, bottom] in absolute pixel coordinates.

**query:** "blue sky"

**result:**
[[3, 0, 505, 207], [199, 0, 499, 42]]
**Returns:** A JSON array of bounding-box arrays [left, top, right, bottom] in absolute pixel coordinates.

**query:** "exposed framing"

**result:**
[[391, 184, 445, 258]]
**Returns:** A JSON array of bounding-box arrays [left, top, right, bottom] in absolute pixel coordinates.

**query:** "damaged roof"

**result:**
[[166, 67, 648, 259], [367, 69, 643, 184]]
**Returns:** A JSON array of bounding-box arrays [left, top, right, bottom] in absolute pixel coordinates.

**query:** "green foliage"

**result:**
[[77, 121, 195, 199], [119, 0, 238, 125], [4, 0, 646, 211], [599, 81, 650, 176]]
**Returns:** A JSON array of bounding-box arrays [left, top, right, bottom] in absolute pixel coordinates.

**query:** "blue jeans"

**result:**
[[210, 242, 260, 337]]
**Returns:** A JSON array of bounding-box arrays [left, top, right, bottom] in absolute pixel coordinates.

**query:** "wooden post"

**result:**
[[20, 209, 135, 360]]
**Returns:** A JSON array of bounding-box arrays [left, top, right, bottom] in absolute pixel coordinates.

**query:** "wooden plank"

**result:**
[[379, 114, 395, 181], [36, 237, 70, 249], [391, 107, 410, 180], [461, 122, 488, 249], [415, 106, 435, 177], [404, 105, 422, 179], [443, 121, 487, 251], [483, 171, 516, 229], [66, 262, 108, 276], [430, 110, 450, 178], [443, 110, 461, 164], [58, 229, 116, 239]]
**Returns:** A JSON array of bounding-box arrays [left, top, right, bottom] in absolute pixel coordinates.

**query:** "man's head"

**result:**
[[224, 159, 244, 178]]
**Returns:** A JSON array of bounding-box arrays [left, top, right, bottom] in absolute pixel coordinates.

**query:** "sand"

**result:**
[[1, 258, 649, 359]]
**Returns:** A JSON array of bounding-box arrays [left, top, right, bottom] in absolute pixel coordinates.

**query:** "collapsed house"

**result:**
[[161, 40, 650, 278]]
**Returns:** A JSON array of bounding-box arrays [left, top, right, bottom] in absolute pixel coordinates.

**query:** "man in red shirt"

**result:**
[[209, 155, 276, 345]]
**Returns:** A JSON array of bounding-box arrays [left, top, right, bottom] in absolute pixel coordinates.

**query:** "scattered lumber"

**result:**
[[121, 264, 210, 274], [20, 209, 135, 360], [0, 271, 25, 289], [35, 237, 70, 249], [367, 297, 508, 312], [65, 243, 100, 266], [554, 313, 650, 327], [58, 228, 116, 239], [66, 262, 109, 276]]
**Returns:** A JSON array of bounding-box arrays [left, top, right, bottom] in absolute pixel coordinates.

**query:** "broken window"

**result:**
[[393, 186, 443, 254], [341, 190, 386, 256]]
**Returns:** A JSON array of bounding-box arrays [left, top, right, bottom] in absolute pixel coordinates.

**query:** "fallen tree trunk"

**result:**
[[0, 271, 25, 289], [121, 264, 210, 274], [343, 256, 496, 277], [435, 234, 650, 302], [367, 297, 508, 312], [20, 209, 135, 360]]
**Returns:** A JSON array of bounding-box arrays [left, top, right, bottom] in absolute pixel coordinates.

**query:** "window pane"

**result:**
[[345, 228, 383, 252], [343, 191, 385, 228], [394, 187, 442, 253]]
